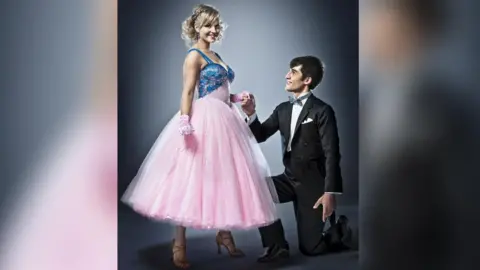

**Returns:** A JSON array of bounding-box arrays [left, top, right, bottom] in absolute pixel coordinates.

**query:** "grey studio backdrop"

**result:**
[[119, 0, 358, 245]]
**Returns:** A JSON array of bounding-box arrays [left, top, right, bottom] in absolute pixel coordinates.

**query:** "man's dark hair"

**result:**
[[290, 56, 324, 90]]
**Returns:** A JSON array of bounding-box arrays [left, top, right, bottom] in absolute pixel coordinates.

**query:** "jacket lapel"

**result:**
[[283, 103, 293, 144], [281, 103, 293, 155], [291, 95, 314, 142]]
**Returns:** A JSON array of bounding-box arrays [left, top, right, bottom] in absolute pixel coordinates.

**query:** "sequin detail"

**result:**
[[198, 63, 235, 98], [187, 48, 235, 98]]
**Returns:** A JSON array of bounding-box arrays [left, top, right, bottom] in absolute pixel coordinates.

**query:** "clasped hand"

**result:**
[[231, 91, 251, 103], [240, 93, 256, 116]]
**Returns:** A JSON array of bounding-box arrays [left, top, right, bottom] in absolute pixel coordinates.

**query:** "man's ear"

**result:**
[[303, 76, 312, 86]]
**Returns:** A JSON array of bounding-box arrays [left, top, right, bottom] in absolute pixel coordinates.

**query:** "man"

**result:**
[[241, 56, 345, 262]]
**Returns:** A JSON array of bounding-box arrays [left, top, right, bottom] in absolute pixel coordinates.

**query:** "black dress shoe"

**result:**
[[257, 243, 290, 263], [337, 215, 358, 250], [323, 215, 356, 252], [337, 215, 351, 243]]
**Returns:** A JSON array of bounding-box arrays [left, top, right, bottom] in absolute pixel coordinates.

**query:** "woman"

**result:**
[[122, 4, 279, 268]]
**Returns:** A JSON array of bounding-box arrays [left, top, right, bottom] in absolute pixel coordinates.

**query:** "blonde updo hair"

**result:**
[[181, 4, 226, 47]]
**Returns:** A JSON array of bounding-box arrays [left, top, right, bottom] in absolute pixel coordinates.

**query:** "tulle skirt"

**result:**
[[122, 84, 279, 230]]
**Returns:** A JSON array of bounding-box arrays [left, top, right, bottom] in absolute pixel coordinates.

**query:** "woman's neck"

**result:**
[[194, 39, 210, 51]]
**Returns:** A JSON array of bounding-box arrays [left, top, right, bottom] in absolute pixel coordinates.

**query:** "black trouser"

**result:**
[[259, 160, 332, 256]]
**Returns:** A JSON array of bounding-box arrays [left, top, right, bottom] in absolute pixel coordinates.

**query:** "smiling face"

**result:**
[[285, 65, 311, 93], [194, 10, 223, 44], [198, 18, 220, 43]]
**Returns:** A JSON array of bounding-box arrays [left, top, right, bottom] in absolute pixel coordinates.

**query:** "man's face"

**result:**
[[285, 65, 309, 92]]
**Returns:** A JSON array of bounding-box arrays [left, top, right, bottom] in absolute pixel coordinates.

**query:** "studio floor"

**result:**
[[119, 205, 359, 270]]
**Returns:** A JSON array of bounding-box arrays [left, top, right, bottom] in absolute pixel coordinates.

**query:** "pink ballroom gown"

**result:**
[[122, 48, 279, 230]]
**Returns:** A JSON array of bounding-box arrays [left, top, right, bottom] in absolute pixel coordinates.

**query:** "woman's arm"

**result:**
[[178, 52, 202, 135], [180, 52, 201, 115]]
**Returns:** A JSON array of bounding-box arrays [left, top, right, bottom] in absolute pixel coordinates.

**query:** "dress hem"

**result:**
[[126, 203, 279, 230]]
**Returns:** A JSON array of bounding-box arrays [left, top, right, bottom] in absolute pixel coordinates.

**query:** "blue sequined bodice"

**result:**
[[187, 48, 235, 98]]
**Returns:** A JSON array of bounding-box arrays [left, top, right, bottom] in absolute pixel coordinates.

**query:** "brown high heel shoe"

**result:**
[[171, 239, 190, 269], [215, 231, 245, 257]]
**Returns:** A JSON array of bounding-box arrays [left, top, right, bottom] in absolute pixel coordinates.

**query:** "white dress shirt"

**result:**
[[246, 91, 341, 195]]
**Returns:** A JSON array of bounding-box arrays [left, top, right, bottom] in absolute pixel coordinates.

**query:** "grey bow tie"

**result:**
[[288, 95, 308, 105]]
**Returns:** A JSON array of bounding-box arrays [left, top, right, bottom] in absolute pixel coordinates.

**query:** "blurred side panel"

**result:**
[[360, 0, 479, 269], [0, 0, 117, 269]]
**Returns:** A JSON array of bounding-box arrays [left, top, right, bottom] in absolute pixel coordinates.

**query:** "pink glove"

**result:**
[[230, 91, 251, 103], [179, 115, 194, 135]]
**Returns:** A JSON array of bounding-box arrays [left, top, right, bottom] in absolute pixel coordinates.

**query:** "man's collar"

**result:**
[[294, 91, 312, 105]]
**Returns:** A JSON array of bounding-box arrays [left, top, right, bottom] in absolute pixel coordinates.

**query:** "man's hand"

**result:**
[[241, 93, 256, 116], [231, 91, 250, 103], [313, 193, 336, 222]]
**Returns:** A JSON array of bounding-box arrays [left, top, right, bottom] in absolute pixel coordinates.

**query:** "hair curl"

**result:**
[[181, 4, 226, 47]]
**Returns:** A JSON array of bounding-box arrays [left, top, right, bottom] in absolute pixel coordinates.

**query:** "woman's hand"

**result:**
[[179, 115, 194, 135], [230, 91, 251, 103]]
